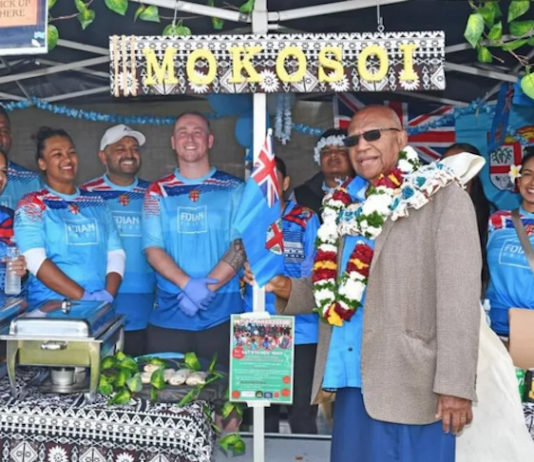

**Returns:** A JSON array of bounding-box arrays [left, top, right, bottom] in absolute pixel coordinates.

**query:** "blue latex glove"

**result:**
[[91, 290, 114, 303], [182, 277, 218, 309], [82, 290, 114, 303], [177, 293, 200, 317], [81, 291, 97, 301]]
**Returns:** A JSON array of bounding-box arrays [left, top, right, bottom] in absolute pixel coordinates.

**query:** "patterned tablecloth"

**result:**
[[524, 403, 534, 440], [0, 369, 216, 462]]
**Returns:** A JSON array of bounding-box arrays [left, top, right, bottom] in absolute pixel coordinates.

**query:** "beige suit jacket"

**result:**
[[277, 182, 481, 425]]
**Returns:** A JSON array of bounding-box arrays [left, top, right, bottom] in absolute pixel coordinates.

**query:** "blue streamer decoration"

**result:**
[[4, 97, 530, 148]]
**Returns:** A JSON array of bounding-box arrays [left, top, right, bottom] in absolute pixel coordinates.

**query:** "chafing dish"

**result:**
[[0, 296, 27, 363], [0, 299, 124, 401]]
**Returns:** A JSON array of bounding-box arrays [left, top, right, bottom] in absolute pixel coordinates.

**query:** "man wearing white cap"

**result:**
[[81, 124, 156, 357]]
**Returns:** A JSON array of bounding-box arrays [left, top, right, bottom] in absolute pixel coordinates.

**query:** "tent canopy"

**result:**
[[0, 0, 530, 106]]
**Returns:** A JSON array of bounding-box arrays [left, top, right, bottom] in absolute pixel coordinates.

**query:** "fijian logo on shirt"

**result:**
[[266, 219, 284, 255], [189, 189, 200, 202], [69, 204, 80, 215], [119, 194, 130, 207]]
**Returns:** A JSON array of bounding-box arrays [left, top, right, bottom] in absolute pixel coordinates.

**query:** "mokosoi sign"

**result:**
[[110, 31, 445, 97]]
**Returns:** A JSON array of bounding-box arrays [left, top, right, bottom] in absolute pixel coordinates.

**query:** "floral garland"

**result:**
[[312, 146, 460, 327]]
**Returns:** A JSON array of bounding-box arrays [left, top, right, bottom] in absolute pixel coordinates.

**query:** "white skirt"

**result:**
[[456, 306, 534, 461]]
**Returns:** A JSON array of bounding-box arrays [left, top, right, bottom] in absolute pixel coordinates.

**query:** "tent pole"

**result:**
[[267, 0, 409, 22], [251, 0, 268, 461], [129, 0, 250, 23], [444, 62, 518, 83]]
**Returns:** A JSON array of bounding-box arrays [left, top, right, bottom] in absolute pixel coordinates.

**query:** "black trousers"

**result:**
[[146, 322, 231, 368], [123, 329, 148, 358], [265, 343, 318, 434]]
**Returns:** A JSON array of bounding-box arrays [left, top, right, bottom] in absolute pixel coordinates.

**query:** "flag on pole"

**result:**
[[488, 83, 515, 154], [234, 128, 284, 287]]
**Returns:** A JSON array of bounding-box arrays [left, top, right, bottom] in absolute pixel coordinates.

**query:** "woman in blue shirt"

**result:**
[[14, 127, 125, 308], [487, 151, 534, 336]]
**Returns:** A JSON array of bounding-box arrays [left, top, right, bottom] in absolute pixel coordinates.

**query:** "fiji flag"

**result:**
[[234, 128, 284, 287], [488, 83, 514, 154]]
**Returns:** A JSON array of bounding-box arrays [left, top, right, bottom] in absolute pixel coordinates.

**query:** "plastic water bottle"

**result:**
[[483, 299, 491, 327], [5, 246, 21, 295]]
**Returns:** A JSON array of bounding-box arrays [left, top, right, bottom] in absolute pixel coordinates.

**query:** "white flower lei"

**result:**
[[313, 146, 461, 326]]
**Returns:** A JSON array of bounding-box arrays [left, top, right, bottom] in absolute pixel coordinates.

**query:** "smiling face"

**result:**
[[37, 135, 78, 187], [171, 114, 213, 165], [519, 156, 534, 212], [100, 136, 141, 180], [319, 145, 352, 179], [347, 106, 408, 184]]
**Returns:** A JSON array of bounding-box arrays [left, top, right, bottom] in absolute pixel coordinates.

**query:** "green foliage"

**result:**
[[47, 25, 59, 50], [208, 0, 224, 30], [508, 0, 530, 23], [464, 1, 534, 101], [184, 352, 202, 371], [239, 0, 254, 14], [105, 0, 128, 15], [162, 24, 192, 36], [464, 13, 485, 48], [139, 5, 160, 23]]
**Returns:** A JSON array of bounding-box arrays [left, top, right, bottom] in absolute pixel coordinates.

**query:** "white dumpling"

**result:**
[[164, 369, 176, 382], [185, 371, 208, 386], [168, 369, 191, 386], [144, 364, 160, 373], [140, 372, 151, 384]]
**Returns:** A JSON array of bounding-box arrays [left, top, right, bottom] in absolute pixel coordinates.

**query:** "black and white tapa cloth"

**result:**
[[0, 369, 216, 462]]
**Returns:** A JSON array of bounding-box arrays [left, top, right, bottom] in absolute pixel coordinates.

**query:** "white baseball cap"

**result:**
[[99, 124, 146, 151]]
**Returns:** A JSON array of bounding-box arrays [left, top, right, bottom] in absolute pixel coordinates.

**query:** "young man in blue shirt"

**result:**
[[143, 112, 245, 367], [82, 125, 156, 357], [0, 105, 42, 210]]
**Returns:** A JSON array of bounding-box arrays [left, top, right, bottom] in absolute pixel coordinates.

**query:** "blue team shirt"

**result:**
[[81, 175, 156, 331], [243, 200, 320, 345], [142, 167, 245, 331], [323, 176, 373, 390], [14, 186, 123, 308], [0, 161, 42, 210], [487, 207, 534, 336]]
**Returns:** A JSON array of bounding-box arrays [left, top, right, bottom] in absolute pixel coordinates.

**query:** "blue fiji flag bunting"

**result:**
[[234, 128, 284, 287], [488, 83, 514, 154]]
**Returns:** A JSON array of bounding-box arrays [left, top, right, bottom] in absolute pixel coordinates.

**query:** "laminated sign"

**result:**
[[110, 31, 446, 97], [0, 0, 47, 55], [229, 315, 295, 404]]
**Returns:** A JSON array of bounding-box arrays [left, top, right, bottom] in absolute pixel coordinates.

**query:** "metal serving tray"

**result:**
[[0, 297, 27, 336], [7, 300, 115, 340]]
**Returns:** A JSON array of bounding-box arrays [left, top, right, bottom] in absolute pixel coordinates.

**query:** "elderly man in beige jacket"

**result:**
[[245, 106, 481, 462]]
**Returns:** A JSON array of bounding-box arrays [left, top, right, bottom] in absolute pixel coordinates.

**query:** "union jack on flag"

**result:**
[[333, 93, 456, 163], [251, 128, 279, 208]]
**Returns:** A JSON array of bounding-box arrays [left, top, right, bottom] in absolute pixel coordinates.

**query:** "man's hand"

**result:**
[[177, 293, 200, 317], [436, 395, 472, 434], [182, 277, 218, 309], [243, 261, 289, 295]]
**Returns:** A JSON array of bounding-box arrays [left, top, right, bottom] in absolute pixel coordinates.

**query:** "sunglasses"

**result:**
[[343, 128, 400, 147]]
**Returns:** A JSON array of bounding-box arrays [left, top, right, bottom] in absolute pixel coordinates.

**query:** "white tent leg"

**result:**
[[252, 0, 268, 460]]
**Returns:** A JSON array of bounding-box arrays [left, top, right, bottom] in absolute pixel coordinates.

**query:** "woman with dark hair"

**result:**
[[13, 127, 125, 308], [443, 143, 494, 294], [486, 151, 534, 336]]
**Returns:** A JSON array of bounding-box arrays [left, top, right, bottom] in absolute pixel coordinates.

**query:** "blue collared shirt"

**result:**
[[322, 176, 375, 390]]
